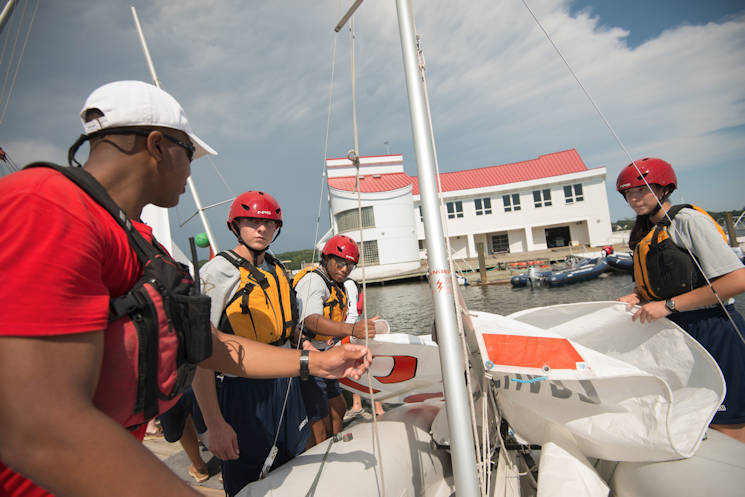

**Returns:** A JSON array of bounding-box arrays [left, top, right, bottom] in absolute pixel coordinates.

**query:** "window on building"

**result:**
[[533, 189, 552, 208], [336, 206, 375, 233], [417, 206, 423, 222], [503, 193, 521, 212], [446, 201, 464, 219], [490, 234, 509, 254], [563, 183, 584, 204], [474, 197, 492, 215], [361, 240, 380, 265]]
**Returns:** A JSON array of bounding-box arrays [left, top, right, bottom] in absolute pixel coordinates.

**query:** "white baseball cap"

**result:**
[[80, 80, 217, 160]]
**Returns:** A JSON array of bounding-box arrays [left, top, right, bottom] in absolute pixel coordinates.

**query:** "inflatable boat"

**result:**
[[605, 252, 633, 273], [546, 257, 609, 286]]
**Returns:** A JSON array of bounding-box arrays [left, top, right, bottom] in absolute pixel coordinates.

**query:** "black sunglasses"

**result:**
[[68, 127, 196, 166], [127, 129, 195, 161]]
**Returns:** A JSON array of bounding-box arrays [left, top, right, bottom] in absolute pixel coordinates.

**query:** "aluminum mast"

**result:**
[[395, 1, 481, 495]]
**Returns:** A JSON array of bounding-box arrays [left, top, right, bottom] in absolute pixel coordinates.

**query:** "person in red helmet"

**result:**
[[293, 234, 378, 446], [193, 191, 311, 495], [616, 157, 745, 443]]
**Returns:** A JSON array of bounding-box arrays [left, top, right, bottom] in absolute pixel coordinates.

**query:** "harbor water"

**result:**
[[364, 272, 745, 335]]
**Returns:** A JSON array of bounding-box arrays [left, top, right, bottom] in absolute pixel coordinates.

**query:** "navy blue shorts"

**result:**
[[668, 304, 745, 425], [158, 386, 207, 443], [219, 376, 310, 497], [299, 376, 343, 422]]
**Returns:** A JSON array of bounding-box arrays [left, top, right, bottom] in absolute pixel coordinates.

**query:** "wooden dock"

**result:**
[[143, 435, 223, 496], [364, 243, 628, 286]]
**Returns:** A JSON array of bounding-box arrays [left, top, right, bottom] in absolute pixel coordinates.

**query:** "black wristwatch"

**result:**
[[665, 298, 679, 313], [299, 349, 310, 381]]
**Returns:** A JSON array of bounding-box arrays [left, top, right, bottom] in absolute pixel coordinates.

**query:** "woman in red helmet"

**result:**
[[616, 158, 745, 443], [293, 234, 378, 446], [193, 191, 310, 495]]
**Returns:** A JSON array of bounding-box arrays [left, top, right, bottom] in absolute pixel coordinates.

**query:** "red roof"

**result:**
[[327, 149, 591, 194], [327, 172, 413, 193]]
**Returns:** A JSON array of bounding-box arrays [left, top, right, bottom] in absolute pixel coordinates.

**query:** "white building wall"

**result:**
[[413, 168, 614, 257], [328, 160, 614, 266], [328, 185, 420, 278], [583, 176, 614, 245], [507, 229, 526, 253], [448, 236, 469, 259], [531, 226, 547, 247]]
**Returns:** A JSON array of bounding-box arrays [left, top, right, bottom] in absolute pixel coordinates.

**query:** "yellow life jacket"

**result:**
[[217, 250, 297, 345], [292, 265, 347, 342], [633, 204, 727, 301]]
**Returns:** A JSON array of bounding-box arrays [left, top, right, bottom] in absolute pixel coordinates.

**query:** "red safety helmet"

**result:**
[[322, 235, 359, 264], [616, 158, 677, 197], [227, 191, 283, 233]]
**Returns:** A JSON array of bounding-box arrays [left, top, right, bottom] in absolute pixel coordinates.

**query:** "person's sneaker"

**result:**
[[188, 465, 209, 483]]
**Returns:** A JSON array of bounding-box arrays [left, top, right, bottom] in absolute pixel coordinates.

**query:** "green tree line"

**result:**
[[272, 249, 318, 270], [194, 248, 317, 271]]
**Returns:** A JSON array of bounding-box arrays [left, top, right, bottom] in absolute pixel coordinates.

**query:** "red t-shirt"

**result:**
[[0, 168, 153, 497]]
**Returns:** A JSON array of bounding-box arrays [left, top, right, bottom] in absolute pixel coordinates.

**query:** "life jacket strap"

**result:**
[[217, 250, 270, 289]]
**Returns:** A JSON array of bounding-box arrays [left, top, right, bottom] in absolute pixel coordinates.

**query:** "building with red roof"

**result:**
[[325, 149, 612, 277]]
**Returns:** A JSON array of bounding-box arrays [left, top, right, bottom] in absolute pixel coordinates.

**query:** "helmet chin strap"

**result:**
[[650, 187, 673, 216], [240, 239, 269, 260], [319, 256, 331, 274], [231, 223, 271, 262]]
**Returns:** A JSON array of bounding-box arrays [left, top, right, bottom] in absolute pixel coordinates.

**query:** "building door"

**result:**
[[490, 233, 509, 254], [545, 226, 570, 248]]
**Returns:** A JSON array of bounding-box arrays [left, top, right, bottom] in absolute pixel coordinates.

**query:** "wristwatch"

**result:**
[[665, 298, 679, 313], [299, 349, 310, 381]]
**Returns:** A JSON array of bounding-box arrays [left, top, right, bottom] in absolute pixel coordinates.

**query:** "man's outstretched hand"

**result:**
[[310, 343, 372, 380]]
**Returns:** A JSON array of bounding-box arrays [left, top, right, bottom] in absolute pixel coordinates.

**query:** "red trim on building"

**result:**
[[327, 149, 592, 194], [328, 172, 413, 193]]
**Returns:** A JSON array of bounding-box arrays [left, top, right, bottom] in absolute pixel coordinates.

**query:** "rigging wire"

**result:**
[[520, 0, 745, 345], [0, 3, 13, 69], [261, 1, 344, 480], [347, 15, 387, 495], [0, 146, 20, 175], [282, 3, 389, 490], [0, 0, 27, 114], [310, 8, 341, 266], [204, 155, 235, 198], [0, 0, 38, 127]]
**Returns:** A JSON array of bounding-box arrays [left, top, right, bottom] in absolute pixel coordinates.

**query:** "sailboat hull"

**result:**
[[612, 428, 745, 497], [236, 402, 454, 497]]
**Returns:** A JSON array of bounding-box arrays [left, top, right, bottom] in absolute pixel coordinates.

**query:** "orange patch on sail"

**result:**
[[482, 334, 583, 370]]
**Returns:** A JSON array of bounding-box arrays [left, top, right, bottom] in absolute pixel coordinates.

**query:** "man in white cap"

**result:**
[[0, 81, 371, 497]]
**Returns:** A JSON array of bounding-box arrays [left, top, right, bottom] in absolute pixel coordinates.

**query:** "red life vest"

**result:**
[[26, 163, 213, 428]]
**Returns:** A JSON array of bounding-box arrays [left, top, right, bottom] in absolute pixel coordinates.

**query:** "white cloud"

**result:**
[[2, 139, 67, 168], [3, 0, 744, 250]]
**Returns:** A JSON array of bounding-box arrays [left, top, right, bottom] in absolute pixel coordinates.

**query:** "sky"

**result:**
[[1, 0, 744, 255]]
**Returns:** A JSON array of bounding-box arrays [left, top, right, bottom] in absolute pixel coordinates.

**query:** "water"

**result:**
[[364, 272, 745, 335]]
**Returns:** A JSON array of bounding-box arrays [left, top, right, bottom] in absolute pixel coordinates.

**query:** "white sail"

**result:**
[[496, 301, 723, 461], [141, 204, 173, 255]]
